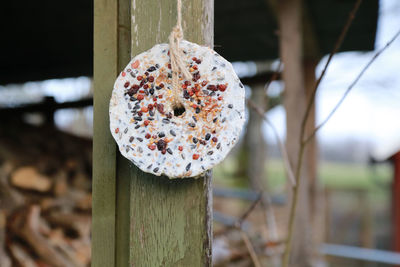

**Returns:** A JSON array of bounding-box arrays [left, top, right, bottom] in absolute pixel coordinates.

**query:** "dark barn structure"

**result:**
[[0, 0, 378, 84]]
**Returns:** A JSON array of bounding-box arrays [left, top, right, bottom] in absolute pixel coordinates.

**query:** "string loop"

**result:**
[[169, 0, 191, 108]]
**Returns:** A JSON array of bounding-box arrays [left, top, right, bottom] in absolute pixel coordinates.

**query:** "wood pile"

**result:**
[[0, 118, 92, 267]]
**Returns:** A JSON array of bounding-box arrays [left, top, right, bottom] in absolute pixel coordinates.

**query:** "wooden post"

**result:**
[[278, 0, 312, 266], [93, 0, 214, 266], [246, 85, 267, 190]]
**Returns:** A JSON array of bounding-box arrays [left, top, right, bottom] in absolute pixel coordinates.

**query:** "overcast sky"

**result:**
[[265, 0, 400, 160]]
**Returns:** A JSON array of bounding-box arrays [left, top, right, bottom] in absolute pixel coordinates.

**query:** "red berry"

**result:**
[[157, 104, 164, 113], [178, 146, 183, 151], [148, 144, 156, 150], [207, 85, 217, 91], [137, 94, 144, 100], [193, 154, 200, 160], [145, 133, 151, 139], [218, 84, 227, 92]]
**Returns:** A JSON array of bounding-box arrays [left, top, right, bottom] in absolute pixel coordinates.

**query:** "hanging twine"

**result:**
[[169, 0, 191, 108]]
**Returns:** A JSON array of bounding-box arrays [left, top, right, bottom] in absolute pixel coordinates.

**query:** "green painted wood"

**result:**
[[115, 156, 133, 267], [127, 0, 214, 266], [115, 0, 132, 266], [94, 0, 213, 266], [92, 0, 118, 266], [129, 170, 212, 266]]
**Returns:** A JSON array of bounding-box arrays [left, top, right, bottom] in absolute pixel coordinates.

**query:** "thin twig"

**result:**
[[215, 191, 261, 237], [260, 52, 284, 267], [264, 61, 282, 92], [281, 143, 305, 267], [246, 100, 293, 255], [282, 0, 363, 266], [301, 0, 363, 138], [259, 195, 279, 240], [217, 192, 274, 266], [247, 99, 296, 186], [303, 28, 400, 145], [240, 230, 263, 267], [225, 193, 263, 266], [235, 192, 263, 228], [259, 195, 281, 267]]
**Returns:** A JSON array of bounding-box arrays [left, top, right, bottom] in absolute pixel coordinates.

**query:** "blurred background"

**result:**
[[1, 0, 399, 266]]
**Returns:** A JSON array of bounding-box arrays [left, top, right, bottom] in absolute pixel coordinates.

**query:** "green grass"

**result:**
[[267, 159, 392, 191], [213, 157, 392, 193]]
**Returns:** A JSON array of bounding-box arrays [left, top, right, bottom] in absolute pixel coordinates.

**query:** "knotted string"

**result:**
[[169, 0, 191, 109]]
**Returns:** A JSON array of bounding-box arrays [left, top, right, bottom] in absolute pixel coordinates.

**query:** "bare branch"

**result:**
[[247, 99, 296, 186], [264, 61, 282, 92], [235, 192, 262, 229], [217, 191, 278, 266], [240, 230, 262, 267], [301, 0, 363, 143], [303, 28, 400, 145], [282, 0, 364, 266], [215, 192, 262, 266]]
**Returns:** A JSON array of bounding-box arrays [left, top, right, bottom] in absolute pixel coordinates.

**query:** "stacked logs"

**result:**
[[0, 118, 92, 267]]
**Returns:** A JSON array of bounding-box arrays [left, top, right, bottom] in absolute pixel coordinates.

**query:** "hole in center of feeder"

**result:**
[[173, 105, 186, 117]]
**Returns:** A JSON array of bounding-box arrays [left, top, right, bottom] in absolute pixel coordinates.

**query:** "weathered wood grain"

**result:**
[[129, 170, 212, 266], [127, 0, 214, 266], [115, 0, 132, 266], [92, 0, 118, 266], [93, 0, 214, 266]]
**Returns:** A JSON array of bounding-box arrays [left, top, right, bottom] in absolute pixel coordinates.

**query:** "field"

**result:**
[[213, 157, 392, 192], [213, 157, 394, 261]]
